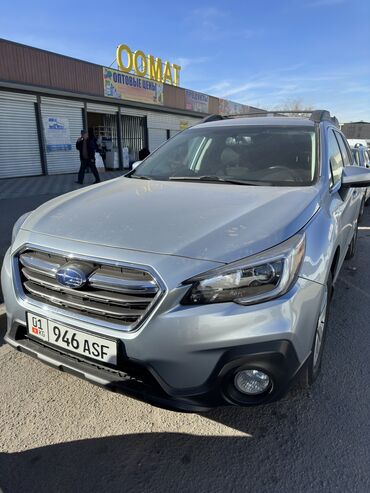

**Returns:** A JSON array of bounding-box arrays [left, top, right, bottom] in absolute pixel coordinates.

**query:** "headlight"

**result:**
[[11, 212, 31, 244], [182, 233, 305, 305]]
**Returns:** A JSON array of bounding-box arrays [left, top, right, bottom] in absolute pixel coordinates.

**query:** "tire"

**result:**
[[345, 219, 358, 260], [300, 273, 332, 387]]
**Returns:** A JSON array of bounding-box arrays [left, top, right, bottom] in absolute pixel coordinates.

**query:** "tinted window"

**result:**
[[132, 125, 317, 186], [328, 130, 344, 186], [335, 132, 351, 166], [365, 151, 370, 166]]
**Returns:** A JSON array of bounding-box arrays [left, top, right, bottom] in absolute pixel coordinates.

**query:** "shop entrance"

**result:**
[[87, 111, 119, 169], [121, 115, 148, 164]]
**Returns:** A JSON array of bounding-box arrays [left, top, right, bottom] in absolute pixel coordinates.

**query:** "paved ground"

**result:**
[[0, 171, 124, 302], [0, 181, 370, 493]]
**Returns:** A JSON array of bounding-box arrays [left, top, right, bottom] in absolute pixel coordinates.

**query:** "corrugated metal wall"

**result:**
[[0, 40, 221, 118], [0, 90, 42, 178], [163, 84, 186, 110], [41, 97, 83, 175], [0, 39, 103, 96]]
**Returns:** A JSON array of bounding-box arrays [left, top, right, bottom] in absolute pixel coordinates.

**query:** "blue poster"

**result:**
[[43, 117, 72, 152]]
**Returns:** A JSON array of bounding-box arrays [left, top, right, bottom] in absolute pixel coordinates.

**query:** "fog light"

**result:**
[[234, 369, 271, 395]]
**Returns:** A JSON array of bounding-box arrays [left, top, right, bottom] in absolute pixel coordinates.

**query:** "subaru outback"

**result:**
[[2, 110, 370, 411]]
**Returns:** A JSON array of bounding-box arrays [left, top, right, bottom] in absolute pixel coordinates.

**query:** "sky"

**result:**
[[1, 0, 369, 122]]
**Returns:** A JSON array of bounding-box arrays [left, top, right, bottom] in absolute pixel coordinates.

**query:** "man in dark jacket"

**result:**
[[75, 130, 101, 184]]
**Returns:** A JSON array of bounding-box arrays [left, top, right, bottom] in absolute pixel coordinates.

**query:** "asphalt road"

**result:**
[[0, 199, 370, 493]]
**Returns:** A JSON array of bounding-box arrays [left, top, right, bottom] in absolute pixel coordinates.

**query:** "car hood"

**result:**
[[23, 177, 321, 264]]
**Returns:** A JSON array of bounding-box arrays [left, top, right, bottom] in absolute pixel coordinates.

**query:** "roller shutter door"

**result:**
[[149, 129, 167, 151], [41, 97, 83, 175], [86, 103, 118, 114], [0, 91, 42, 178], [146, 113, 200, 150]]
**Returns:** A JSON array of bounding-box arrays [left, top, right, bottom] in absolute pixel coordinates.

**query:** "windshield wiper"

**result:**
[[130, 175, 153, 180], [169, 175, 269, 186]]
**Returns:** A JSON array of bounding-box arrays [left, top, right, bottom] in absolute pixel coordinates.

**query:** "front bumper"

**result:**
[[5, 325, 301, 411], [2, 236, 325, 411]]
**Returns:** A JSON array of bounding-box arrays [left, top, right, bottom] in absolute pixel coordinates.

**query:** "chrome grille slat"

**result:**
[[17, 248, 163, 329], [22, 268, 153, 305], [24, 282, 145, 320], [89, 271, 158, 294], [19, 252, 64, 278]]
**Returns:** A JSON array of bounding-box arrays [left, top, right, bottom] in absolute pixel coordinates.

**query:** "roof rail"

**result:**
[[308, 110, 339, 127], [199, 114, 225, 124], [225, 111, 269, 118], [198, 109, 340, 127], [226, 110, 308, 118], [309, 110, 332, 123]]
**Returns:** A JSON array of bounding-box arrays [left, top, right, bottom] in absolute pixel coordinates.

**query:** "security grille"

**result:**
[[121, 115, 147, 162], [103, 114, 118, 148], [17, 249, 163, 330]]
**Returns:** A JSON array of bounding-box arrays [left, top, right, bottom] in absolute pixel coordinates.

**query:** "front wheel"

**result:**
[[300, 274, 332, 387]]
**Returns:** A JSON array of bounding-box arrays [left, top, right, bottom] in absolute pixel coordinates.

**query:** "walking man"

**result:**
[[75, 129, 101, 185]]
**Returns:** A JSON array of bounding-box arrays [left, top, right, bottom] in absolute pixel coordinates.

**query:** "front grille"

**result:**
[[17, 249, 163, 330]]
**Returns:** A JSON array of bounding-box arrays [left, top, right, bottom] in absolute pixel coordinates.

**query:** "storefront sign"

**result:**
[[43, 117, 72, 152], [103, 67, 164, 105], [116, 44, 181, 87], [185, 90, 209, 113], [219, 99, 250, 116]]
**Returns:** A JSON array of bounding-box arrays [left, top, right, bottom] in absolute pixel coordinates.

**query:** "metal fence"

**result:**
[[121, 115, 147, 162]]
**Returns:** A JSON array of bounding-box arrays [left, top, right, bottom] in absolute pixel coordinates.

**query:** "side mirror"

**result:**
[[131, 161, 142, 170], [342, 165, 370, 188]]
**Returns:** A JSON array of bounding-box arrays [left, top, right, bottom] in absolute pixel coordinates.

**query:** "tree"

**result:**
[[270, 99, 314, 117]]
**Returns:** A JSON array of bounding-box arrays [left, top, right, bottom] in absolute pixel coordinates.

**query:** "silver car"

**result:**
[[351, 144, 370, 207], [2, 110, 370, 411]]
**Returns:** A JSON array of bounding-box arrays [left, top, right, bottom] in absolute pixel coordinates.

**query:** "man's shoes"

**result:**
[[94, 181, 101, 184]]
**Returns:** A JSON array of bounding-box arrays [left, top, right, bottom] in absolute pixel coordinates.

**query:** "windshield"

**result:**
[[131, 125, 317, 186]]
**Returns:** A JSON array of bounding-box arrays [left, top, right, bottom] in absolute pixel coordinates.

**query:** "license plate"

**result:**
[[27, 313, 117, 365]]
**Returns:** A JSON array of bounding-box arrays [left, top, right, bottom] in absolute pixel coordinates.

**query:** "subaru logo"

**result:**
[[56, 263, 90, 289]]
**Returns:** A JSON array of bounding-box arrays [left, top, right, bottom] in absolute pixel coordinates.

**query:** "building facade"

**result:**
[[0, 39, 263, 178], [341, 122, 370, 142]]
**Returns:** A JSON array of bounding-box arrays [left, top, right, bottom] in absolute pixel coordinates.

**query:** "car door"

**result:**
[[327, 129, 359, 262]]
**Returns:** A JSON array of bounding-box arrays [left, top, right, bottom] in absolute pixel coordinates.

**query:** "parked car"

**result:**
[[2, 110, 370, 411], [351, 144, 370, 208], [351, 144, 370, 168]]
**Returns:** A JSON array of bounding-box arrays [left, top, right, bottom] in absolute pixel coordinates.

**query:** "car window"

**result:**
[[334, 132, 352, 166], [365, 151, 370, 166], [328, 130, 344, 187], [352, 149, 360, 166], [132, 125, 317, 186]]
